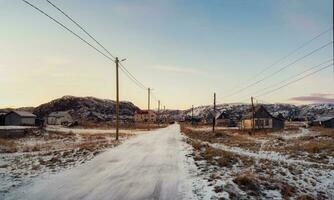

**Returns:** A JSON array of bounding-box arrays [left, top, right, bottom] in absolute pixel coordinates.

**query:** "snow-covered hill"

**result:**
[[33, 96, 140, 121], [174, 103, 334, 121]]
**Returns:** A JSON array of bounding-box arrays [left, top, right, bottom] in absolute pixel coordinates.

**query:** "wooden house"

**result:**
[[215, 112, 233, 127], [241, 105, 284, 130], [311, 116, 334, 128], [4, 111, 36, 126], [47, 111, 73, 126], [134, 110, 157, 123]]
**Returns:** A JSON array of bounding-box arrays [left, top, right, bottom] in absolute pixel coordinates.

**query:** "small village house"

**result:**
[[241, 105, 284, 130], [0, 113, 6, 125], [134, 110, 157, 123], [215, 112, 233, 127], [47, 111, 73, 126], [4, 111, 36, 126], [311, 116, 334, 128]]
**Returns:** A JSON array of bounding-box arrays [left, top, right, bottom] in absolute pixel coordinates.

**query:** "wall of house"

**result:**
[[5, 113, 21, 125], [21, 117, 35, 126], [47, 114, 73, 125], [242, 118, 274, 129], [5, 113, 35, 126], [323, 119, 334, 128], [134, 113, 157, 122], [216, 119, 231, 126], [272, 119, 284, 129]]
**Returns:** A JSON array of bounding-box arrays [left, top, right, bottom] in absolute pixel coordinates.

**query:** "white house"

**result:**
[[47, 111, 73, 125]]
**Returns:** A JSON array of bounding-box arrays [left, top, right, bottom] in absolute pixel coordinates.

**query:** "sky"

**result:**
[[0, 0, 333, 109]]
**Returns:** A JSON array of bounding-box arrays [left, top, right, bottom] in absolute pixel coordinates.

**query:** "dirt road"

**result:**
[[7, 124, 195, 200]]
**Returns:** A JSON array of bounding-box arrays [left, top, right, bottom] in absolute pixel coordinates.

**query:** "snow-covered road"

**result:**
[[6, 124, 195, 200]]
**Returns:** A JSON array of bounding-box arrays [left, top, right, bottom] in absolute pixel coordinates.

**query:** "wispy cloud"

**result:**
[[150, 65, 205, 75], [290, 93, 334, 103]]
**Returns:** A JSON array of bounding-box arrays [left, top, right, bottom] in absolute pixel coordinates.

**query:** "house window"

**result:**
[[255, 119, 264, 127], [265, 119, 269, 126]]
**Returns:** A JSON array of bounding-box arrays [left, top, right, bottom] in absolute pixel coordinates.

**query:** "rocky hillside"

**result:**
[[33, 96, 140, 121], [181, 103, 334, 121]]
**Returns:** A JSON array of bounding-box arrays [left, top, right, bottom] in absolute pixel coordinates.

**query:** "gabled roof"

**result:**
[[242, 105, 274, 119], [216, 112, 229, 120], [314, 116, 334, 122], [7, 111, 36, 117]]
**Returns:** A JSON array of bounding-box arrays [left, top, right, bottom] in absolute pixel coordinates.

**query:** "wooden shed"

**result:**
[[4, 111, 36, 126], [241, 105, 284, 130], [311, 116, 334, 128]]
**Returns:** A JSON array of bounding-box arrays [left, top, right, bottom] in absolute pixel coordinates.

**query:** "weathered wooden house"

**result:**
[[47, 111, 73, 125], [215, 112, 233, 127], [241, 105, 284, 130], [4, 111, 36, 126], [311, 116, 334, 128], [134, 110, 157, 122], [0, 113, 6, 125]]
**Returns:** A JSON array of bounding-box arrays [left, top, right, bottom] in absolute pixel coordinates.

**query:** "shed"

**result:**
[[312, 116, 334, 128], [241, 105, 284, 130], [4, 111, 36, 126]]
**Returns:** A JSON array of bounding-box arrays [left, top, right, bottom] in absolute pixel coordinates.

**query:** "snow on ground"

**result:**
[[45, 125, 143, 135], [271, 128, 314, 140], [182, 125, 334, 199], [186, 126, 239, 131], [0, 126, 35, 130], [4, 124, 202, 200]]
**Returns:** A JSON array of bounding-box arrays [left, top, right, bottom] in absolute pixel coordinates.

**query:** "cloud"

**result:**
[[290, 93, 334, 103], [150, 65, 205, 75]]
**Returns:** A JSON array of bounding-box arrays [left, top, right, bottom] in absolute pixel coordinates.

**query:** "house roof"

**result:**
[[216, 112, 229, 120], [135, 110, 155, 115], [7, 111, 36, 118], [48, 111, 71, 117], [314, 116, 334, 122], [242, 105, 275, 120]]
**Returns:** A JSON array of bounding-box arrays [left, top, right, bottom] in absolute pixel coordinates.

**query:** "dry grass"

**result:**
[[181, 124, 262, 151], [233, 174, 261, 195], [79, 120, 168, 130], [0, 138, 18, 153]]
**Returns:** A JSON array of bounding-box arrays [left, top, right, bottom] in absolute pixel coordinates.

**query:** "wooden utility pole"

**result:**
[[212, 93, 216, 133], [148, 88, 151, 130], [158, 100, 160, 125], [163, 105, 166, 123], [251, 96, 255, 135], [115, 57, 120, 140], [191, 105, 194, 126]]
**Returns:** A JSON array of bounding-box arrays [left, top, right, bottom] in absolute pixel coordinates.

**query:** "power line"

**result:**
[[45, 0, 148, 91], [45, 0, 116, 59], [21, 0, 115, 63], [119, 62, 147, 90], [255, 64, 333, 97], [25, 0, 150, 94], [226, 40, 333, 98], [238, 59, 333, 99], [225, 27, 333, 96]]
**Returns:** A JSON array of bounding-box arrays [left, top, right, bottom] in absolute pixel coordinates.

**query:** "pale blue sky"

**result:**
[[0, 0, 333, 109]]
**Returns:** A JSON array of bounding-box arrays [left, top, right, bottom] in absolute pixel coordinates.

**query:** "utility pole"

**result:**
[[191, 105, 194, 126], [212, 93, 216, 133], [163, 105, 166, 123], [158, 100, 160, 125], [251, 96, 255, 135], [115, 57, 120, 141], [148, 88, 151, 130]]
